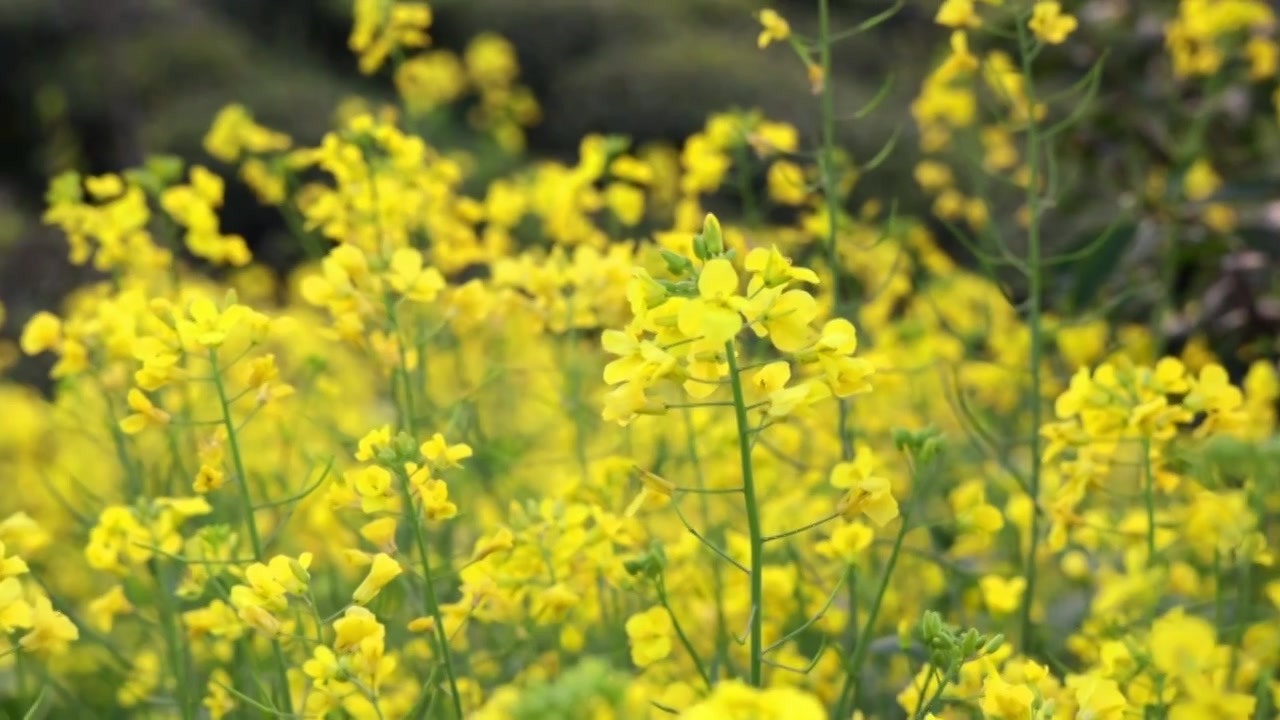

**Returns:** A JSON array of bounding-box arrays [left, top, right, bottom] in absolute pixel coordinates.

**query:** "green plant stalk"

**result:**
[[912, 669, 952, 720], [725, 340, 766, 686], [397, 472, 465, 720], [684, 408, 731, 675], [1143, 438, 1156, 564], [1015, 20, 1046, 657], [386, 299, 420, 436], [834, 478, 918, 718], [102, 384, 190, 715], [818, 0, 854, 462], [382, 306, 463, 718], [210, 348, 293, 714], [151, 559, 194, 720], [656, 575, 713, 687]]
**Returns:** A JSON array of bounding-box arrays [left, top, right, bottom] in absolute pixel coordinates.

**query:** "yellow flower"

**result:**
[[351, 465, 396, 514], [677, 258, 744, 346], [756, 9, 791, 49], [739, 287, 818, 353], [936, 0, 980, 29], [387, 247, 446, 303], [766, 161, 808, 205], [1150, 607, 1217, 680], [360, 517, 398, 552], [979, 674, 1034, 720], [816, 522, 875, 564], [602, 330, 678, 386], [624, 467, 676, 517], [749, 362, 817, 419], [979, 574, 1027, 615], [203, 669, 237, 719], [0, 541, 28, 578], [119, 388, 172, 435], [420, 433, 473, 468], [87, 585, 133, 633], [176, 298, 247, 350], [0, 577, 33, 633], [1182, 158, 1221, 202], [624, 606, 673, 667], [1069, 674, 1128, 720], [350, 0, 433, 75], [19, 311, 62, 355], [333, 606, 383, 653], [1028, 1, 1078, 44], [19, 596, 79, 655], [605, 182, 646, 226], [352, 552, 403, 605], [831, 451, 899, 526]]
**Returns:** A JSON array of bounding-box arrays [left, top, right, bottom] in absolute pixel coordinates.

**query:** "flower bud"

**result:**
[[702, 212, 724, 255]]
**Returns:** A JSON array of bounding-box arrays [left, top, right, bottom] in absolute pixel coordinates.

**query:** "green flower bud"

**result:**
[[692, 233, 710, 261], [701, 213, 725, 255], [659, 249, 695, 277]]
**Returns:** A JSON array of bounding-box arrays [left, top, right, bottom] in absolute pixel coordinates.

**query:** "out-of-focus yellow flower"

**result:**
[[757, 9, 791, 49], [1029, 1, 1078, 44]]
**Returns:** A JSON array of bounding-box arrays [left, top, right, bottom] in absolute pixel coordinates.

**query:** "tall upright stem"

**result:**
[[210, 348, 292, 714], [1015, 21, 1045, 655], [725, 340, 765, 686]]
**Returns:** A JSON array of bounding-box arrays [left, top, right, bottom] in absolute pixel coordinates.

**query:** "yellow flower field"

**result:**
[[0, 1, 1278, 718]]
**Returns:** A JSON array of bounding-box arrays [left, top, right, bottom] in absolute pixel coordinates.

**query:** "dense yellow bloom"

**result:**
[[350, 0, 433, 75], [2, 1, 1279, 716]]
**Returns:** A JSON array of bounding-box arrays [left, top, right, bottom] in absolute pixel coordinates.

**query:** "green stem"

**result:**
[[211, 348, 263, 556], [725, 340, 765, 686], [1143, 438, 1156, 564], [210, 348, 292, 714], [1015, 19, 1045, 657], [656, 576, 713, 687], [684, 408, 730, 675], [397, 473, 464, 718], [151, 560, 194, 720], [834, 457, 927, 718], [913, 670, 952, 720]]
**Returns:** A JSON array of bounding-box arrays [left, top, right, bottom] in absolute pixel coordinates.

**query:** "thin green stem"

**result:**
[[211, 348, 263, 556], [1015, 19, 1046, 657], [396, 472, 464, 719], [835, 457, 929, 718], [656, 576, 713, 688], [1143, 438, 1156, 564], [725, 340, 765, 686], [210, 348, 292, 714], [913, 669, 952, 720], [762, 513, 840, 543]]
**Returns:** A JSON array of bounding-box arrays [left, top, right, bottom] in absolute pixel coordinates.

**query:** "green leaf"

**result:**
[[1065, 222, 1139, 313], [23, 687, 47, 720]]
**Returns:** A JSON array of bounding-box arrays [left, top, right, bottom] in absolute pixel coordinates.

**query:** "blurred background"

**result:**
[[0, 0, 1277, 378]]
